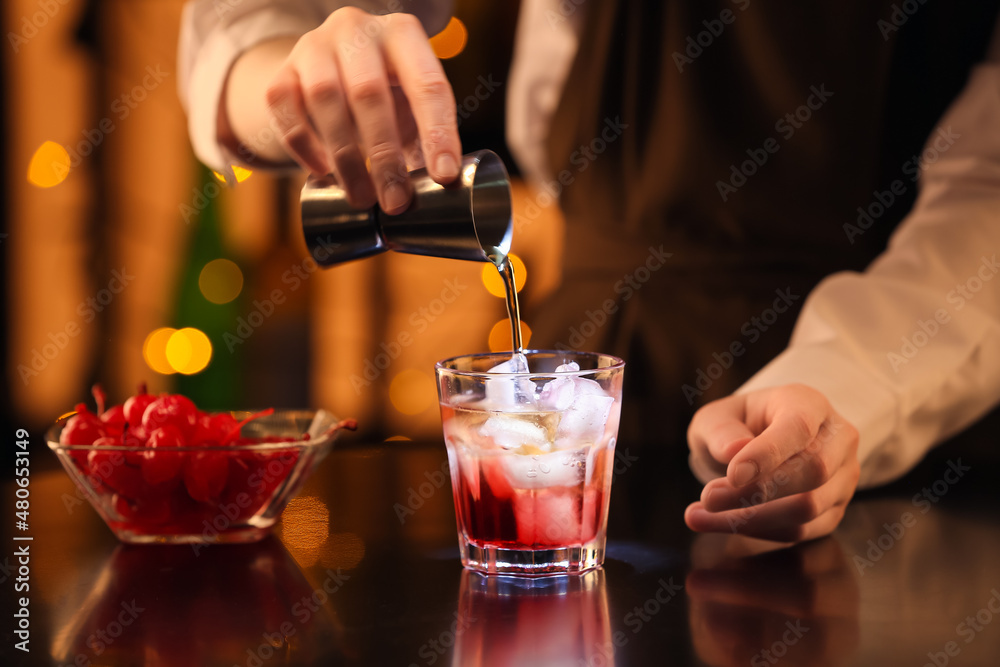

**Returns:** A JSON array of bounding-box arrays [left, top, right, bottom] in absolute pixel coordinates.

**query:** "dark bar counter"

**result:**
[[4, 420, 1000, 667]]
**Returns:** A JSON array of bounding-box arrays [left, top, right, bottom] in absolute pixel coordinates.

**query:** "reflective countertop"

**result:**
[[4, 423, 1000, 666]]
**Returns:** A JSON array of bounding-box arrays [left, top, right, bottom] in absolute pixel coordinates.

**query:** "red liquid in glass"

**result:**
[[442, 405, 614, 551]]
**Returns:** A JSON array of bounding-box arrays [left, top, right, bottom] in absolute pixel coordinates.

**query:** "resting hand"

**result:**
[[684, 384, 860, 543]]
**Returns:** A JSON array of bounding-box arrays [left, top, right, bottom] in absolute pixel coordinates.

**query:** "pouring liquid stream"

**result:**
[[487, 247, 524, 355]]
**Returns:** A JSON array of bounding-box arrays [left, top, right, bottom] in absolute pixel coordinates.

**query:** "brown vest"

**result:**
[[532, 0, 1000, 449]]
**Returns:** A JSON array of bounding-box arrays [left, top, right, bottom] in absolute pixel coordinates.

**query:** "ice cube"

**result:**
[[489, 353, 529, 374], [555, 392, 614, 448], [537, 377, 575, 411], [479, 414, 550, 451], [537, 362, 588, 411], [538, 369, 615, 449], [485, 353, 536, 406], [447, 446, 479, 501], [515, 491, 581, 546], [499, 449, 583, 489]]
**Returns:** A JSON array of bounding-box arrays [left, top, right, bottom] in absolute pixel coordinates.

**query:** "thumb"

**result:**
[[688, 394, 755, 482]]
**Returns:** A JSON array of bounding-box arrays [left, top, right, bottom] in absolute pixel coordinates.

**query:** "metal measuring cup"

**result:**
[[300, 150, 512, 267]]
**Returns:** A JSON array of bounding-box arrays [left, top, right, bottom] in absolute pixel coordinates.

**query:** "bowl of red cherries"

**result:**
[[46, 385, 356, 545]]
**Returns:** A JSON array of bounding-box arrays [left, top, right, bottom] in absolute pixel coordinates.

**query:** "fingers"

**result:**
[[687, 499, 848, 543], [295, 44, 376, 208], [382, 15, 461, 183], [331, 14, 411, 214], [393, 88, 422, 161], [265, 67, 331, 175], [726, 388, 831, 488], [701, 419, 855, 512], [688, 395, 755, 479], [685, 459, 859, 542], [264, 8, 459, 214]]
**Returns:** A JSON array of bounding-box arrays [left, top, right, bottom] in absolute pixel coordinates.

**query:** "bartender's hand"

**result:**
[[684, 384, 860, 543], [223, 8, 461, 213]]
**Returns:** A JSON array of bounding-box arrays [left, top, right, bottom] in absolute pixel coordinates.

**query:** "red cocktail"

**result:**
[[437, 351, 624, 575]]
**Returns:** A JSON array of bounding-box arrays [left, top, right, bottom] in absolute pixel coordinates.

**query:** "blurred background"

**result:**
[[2, 0, 567, 446]]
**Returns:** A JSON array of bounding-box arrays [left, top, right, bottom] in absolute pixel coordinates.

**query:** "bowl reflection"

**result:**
[[453, 570, 612, 667], [51, 537, 343, 666]]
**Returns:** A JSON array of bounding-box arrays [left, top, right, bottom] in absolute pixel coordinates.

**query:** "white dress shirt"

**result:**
[[178, 0, 1000, 488]]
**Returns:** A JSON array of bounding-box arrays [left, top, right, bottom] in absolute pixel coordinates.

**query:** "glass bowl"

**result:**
[[46, 409, 347, 544]]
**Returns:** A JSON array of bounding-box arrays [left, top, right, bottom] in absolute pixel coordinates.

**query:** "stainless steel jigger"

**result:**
[[300, 150, 512, 267]]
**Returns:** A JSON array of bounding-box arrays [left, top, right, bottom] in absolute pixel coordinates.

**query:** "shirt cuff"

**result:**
[[185, 13, 320, 183], [736, 344, 900, 489]]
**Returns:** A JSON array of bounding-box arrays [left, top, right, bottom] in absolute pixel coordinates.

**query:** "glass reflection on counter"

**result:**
[[50, 537, 346, 666], [453, 569, 613, 667], [686, 534, 860, 667]]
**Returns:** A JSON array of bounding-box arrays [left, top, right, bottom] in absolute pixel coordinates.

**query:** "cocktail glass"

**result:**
[[435, 350, 625, 575]]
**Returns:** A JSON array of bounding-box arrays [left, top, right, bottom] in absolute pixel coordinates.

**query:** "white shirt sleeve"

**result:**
[[506, 0, 586, 185], [740, 16, 1000, 489], [177, 0, 452, 179]]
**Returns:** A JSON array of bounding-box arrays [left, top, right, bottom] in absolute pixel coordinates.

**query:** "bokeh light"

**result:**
[[389, 369, 436, 415], [429, 17, 468, 59], [199, 258, 244, 304], [488, 319, 532, 352], [165, 328, 213, 375], [481, 253, 527, 297], [212, 165, 253, 183], [143, 328, 177, 375], [279, 496, 330, 568], [320, 532, 366, 570], [27, 141, 71, 188]]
